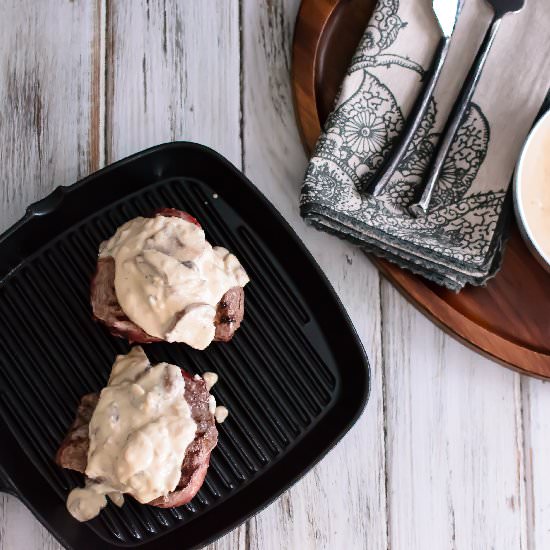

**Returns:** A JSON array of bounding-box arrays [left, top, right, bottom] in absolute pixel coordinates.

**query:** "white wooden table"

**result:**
[[1, 1, 549, 549]]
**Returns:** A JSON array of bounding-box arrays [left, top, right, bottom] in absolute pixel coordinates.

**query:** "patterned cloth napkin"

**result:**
[[300, 0, 550, 290]]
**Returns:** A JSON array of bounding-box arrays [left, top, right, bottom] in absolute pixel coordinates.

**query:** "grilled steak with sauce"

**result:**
[[90, 208, 245, 345], [56, 370, 217, 508]]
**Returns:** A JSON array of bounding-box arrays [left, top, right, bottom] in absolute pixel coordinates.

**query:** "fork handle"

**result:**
[[409, 15, 502, 217], [368, 35, 452, 197]]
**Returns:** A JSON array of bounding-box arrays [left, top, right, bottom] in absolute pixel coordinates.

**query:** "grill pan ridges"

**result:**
[[0, 143, 369, 549]]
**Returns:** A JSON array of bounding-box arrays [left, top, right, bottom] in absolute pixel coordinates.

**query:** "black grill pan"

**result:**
[[0, 143, 370, 549]]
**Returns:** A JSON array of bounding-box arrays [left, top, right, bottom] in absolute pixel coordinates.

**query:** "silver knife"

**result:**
[[368, 0, 461, 197]]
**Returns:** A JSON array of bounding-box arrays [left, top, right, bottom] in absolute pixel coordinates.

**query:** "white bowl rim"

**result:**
[[513, 108, 550, 270]]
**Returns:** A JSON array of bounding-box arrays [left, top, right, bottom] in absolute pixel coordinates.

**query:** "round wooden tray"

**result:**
[[292, 0, 550, 379]]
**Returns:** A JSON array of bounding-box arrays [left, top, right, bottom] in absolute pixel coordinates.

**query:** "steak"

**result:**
[[149, 370, 217, 507], [90, 257, 162, 344], [90, 209, 245, 344], [213, 286, 245, 342], [55, 393, 99, 473], [56, 370, 217, 508]]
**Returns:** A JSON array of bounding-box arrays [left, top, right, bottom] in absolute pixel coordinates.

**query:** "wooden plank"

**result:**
[[381, 281, 527, 549], [0, 0, 102, 232], [0, 1, 101, 548], [105, 1, 245, 548], [0, 498, 63, 550], [241, 1, 387, 548], [106, 0, 241, 168], [522, 378, 550, 550]]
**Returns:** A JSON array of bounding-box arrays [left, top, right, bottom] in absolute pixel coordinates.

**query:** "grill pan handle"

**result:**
[[26, 186, 68, 217]]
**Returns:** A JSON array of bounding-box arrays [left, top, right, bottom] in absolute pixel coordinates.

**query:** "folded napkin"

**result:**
[[300, 0, 550, 290]]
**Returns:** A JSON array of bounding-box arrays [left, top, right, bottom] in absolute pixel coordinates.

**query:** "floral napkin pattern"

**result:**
[[300, 0, 550, 290]]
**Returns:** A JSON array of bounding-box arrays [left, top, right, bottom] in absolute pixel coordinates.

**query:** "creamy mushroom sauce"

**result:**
[[66, 347, 197, 522], [214, 406, 229, 424], [519, 116, 550, 260], [67, 482, 124, 523], [202, 371, 219, 391], [202, 372, 229, 424], [100, 215, 249, 350]]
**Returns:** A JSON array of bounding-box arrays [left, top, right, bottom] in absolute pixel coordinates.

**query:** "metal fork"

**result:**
[[367, 0, 461, 197], [409, 0, 526, 217]]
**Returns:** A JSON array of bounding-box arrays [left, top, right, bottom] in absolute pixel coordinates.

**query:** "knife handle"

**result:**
[[368, 35, 451, 197], [409, 15, 502, 217]]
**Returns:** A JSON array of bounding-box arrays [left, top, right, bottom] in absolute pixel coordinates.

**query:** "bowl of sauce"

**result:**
[[514, 109, 550, 273]]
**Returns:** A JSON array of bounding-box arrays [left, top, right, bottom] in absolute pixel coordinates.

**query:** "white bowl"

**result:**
[[513, 109, 550, 273]]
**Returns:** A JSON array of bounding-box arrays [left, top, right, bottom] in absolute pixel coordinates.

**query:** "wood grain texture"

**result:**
[[0, 0, 101, 231], [522, 379, 550, 550], [242, 1, 387, 549], [0, 1, 101, 548], [382, 281, 527, 550], [106, 0, 241, 168], [0, 499, 61, 550]]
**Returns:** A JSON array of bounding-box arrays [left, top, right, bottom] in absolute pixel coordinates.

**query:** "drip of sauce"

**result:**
[[519, 114, 550, 260], [66, 347, 197, 521], [108, 491, 125, 508], [67, 482, 125, 522], [100, 215, 249, 350], [202, 372, 229, 423], [203, 372, 219, 391], [208, 395, 217, 415], [67, 483, 108, 522], [214, 406, 229, 424]]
